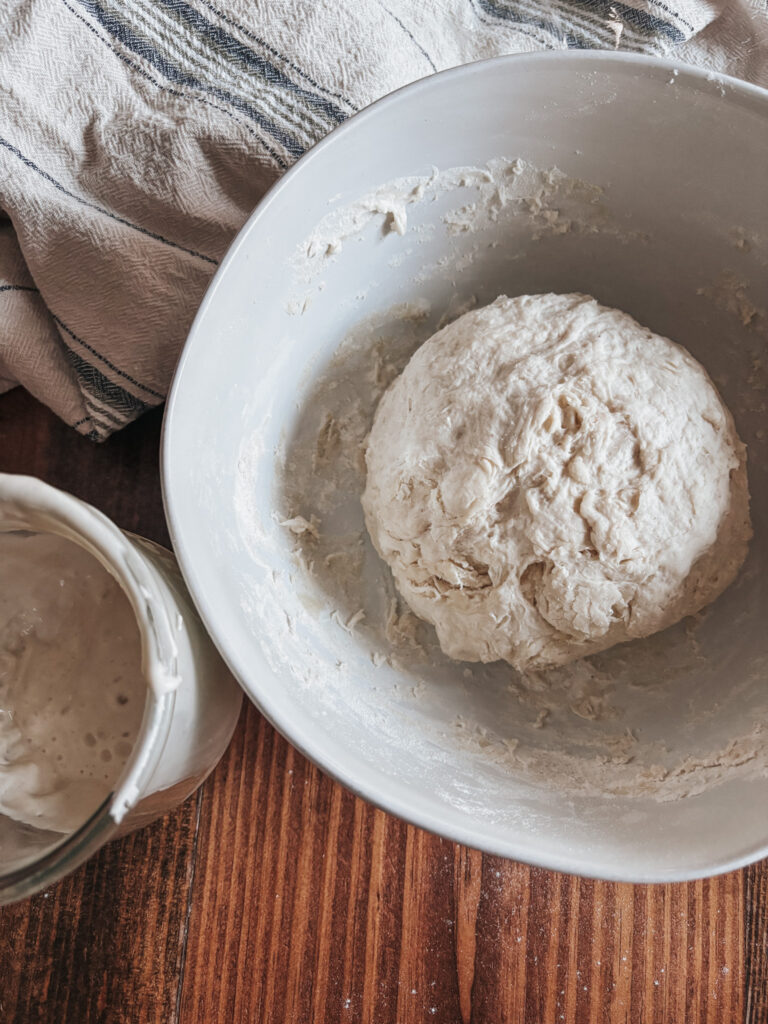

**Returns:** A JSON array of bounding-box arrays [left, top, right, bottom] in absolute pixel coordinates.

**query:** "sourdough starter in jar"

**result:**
[[0, 532, 145, 836]]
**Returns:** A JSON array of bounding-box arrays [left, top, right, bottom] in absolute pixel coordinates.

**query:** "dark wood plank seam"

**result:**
[[468, 853, 480, 1023], [745, 863, 768, 1024], [173, 787, 204, 1024], [746, 866, 755, 1024]]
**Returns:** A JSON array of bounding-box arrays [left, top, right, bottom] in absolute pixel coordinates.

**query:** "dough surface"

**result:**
[[362, 293, 751, 671]]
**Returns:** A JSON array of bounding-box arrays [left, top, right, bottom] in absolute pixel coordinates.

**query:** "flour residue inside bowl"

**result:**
[[236, 157, 768, 809]]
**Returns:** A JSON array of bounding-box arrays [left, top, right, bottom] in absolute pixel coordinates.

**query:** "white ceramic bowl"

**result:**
[[163, 52, 768, 882]]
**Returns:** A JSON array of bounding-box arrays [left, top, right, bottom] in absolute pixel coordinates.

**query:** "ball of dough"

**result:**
[[362, 293, 751, 671]]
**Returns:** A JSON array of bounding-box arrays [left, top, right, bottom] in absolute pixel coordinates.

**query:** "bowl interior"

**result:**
[[164, 53, 768, 881]]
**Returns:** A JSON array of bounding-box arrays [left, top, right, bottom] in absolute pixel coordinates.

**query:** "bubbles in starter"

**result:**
[[0, 532, 146, 834]]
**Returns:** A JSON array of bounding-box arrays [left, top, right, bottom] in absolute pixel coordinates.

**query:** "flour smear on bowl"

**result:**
[[235, 157, 768, 809]]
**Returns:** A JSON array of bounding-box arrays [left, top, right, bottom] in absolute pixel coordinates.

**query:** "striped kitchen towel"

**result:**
[[1, 0, 766, 440]]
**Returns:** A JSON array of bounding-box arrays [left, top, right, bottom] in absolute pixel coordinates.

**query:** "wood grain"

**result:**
[[746, 862, 768, 1022], [0, 387, 761, 1023]]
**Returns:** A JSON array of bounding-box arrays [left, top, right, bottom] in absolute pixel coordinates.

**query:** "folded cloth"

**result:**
[[1, 0, 766, 439]]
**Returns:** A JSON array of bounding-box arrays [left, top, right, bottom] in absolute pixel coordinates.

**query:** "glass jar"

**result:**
[[0, 473, 242, 904]]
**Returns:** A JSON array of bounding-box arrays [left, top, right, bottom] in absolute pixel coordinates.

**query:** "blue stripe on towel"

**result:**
[[374, 2, 438, 73], [472, 0, 684, 47], [0, 137, 219, 265], [58, 0, 277, 151], [197, 0, 357, 111], [473, 0, 589, 47], [155, 0, 350, 126], [570, 0, 685, 42], [82, 398, 128, 428], [81, 403, 122, 436], [61, 345, 154, 420], [52, 314, 165, 401], [76, 0, 303, 165], [646, 0, 695, 34]]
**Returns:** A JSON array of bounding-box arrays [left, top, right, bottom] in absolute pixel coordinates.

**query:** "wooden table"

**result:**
[[0, 386, 765, 1024]]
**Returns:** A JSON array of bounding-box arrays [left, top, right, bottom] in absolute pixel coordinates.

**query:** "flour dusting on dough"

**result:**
[[362, 293, 751, 671]]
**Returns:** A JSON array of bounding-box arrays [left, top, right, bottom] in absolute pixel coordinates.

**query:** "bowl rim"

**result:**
[[162, 50, 768, 883]]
